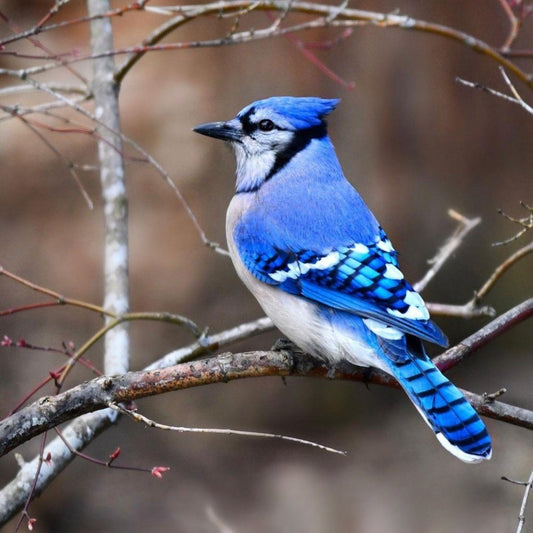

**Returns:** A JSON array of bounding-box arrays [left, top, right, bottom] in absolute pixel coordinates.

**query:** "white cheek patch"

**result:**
[[234, 142, 276, 191], [234, 129, 296, 192]]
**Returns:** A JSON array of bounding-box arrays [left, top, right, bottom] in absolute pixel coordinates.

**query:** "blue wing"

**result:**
[[236, 226, 447, 347]]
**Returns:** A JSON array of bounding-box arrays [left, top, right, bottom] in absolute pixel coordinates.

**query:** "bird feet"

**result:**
[[271, 337, 305, 356]]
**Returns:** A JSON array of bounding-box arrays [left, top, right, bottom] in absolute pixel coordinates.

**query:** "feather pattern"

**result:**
[[234, 221, 447, 347]]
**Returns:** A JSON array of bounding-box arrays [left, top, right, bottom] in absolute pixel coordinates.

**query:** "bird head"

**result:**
[[194, 96, 340, 193]]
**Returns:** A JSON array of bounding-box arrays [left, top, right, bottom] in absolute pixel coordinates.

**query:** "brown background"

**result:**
[[0, 1, 532, 531]]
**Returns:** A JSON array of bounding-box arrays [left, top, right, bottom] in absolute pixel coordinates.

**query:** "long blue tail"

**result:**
[[389, 352, 492, 463]]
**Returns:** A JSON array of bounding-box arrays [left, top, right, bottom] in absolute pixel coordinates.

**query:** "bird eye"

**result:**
[[258, 119, 275, 132]]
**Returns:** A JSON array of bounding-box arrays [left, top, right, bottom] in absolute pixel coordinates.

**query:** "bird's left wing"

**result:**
[[236, 228, 448, 347]]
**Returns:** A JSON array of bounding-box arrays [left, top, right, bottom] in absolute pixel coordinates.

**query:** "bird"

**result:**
[[193, 96, 492, 463]]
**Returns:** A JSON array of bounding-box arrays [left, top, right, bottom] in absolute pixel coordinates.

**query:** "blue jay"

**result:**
[[194, 97, 492, 463]]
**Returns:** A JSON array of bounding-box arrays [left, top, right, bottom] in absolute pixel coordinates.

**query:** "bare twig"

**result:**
[[482, 387, 507, 402], [145, 316, 274, 370], [517, 471, 533, 533], [141, 1, 533, 90], [414, 209, 481, 293], [425, 302, 496, 318], [0, 106, 94, 209], [108, 402, 346, 455], [497, 0, 521, 51], [2, 2, 530, 90], [456, 67, 533, 115], [427, 241, 532, 318], [0, 266, 201, 336], [475, 242, 533, 301], [0, 266, 112, 316], [494, 202, 533, 246], [502, 470, 533, 533], [0, 409, 118, 525]]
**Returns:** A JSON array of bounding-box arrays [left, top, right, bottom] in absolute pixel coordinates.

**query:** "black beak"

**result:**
[[193, 121, 242, 142]]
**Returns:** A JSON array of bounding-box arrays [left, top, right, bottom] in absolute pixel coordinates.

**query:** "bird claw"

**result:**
[[362, 366, 374, 390], [271, 337, 304, 356], [326, 364, 337, 379]]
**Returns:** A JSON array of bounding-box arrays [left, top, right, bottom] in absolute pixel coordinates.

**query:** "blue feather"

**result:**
[[235, 232, 448, 347], [375, 334, 492, 460]]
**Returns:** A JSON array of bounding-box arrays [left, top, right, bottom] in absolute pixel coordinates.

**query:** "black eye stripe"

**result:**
[[239, 109, 281, 135], [239, 107, 256, 135], [258, 119, 275, 132], [265, 122, 327, 181]]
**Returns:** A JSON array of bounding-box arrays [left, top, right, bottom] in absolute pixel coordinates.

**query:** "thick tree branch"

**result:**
[[1, 299, 531, 459], [0, 316, 273, 524], [87, 0, 130, 378]]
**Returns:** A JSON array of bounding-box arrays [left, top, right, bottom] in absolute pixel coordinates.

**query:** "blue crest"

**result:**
[[237, 96, 340, 130]]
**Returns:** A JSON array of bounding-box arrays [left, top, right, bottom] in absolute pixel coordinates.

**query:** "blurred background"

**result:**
[[0, 1, 532, 531]]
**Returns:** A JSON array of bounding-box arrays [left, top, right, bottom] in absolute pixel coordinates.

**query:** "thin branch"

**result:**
[[0, 83, 88, 97], [0, 2, 147, 48], [0, 266, 112, 316], [425, 302, 496, 318], [0, 106, 94, 209], [0, 314, 273, 524], [414, 209, 481, 293], [517, 471, 533, 533], [0, 409, 118, 525], [475, 242, 533, 301], [0, 6, 88, 85], [108, 402, 346, 455], [456, 67, 533, 115], [56, 311, 202, 384], [2, 2, 530, 91], [0, 74, 227, 255], [502, 470, 533, 533], [497, 0, 521, 51], [494, 202, 533, 246], [145, 316, 274, 370], [53, 426, 169, 476], [140, 1, 533, 90], [0, 266, 202, 336], [427, 241, 532, 318]]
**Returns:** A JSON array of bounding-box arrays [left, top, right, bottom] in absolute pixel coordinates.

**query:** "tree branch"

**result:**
[[413, 209, 481, 293], [1, 299, 531, 460], [0, 316, 274, 525], [86, 0, 130, 378]]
